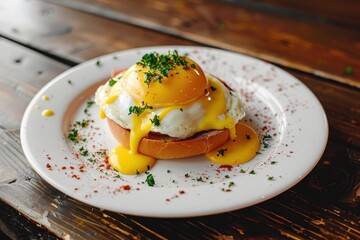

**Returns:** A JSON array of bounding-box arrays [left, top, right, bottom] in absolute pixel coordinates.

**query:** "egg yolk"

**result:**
[[205, 123, 260, 165], [122, 56, 207, 108]]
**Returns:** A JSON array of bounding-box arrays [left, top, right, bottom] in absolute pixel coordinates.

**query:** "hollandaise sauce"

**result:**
[[205, 123, 260, 165], [41, 109, 54, 117]]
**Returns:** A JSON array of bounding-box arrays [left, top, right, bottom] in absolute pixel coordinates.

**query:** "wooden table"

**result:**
[[0, 0, 359, 239]]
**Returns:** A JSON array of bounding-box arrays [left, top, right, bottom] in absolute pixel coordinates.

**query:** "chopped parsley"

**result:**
[[249, 170, 256, 175], [217, 148, 228, 156], [79, 147, 89, 156], [240, 169, 246, 173], [167, 170, 171, 173], [271, 161, 278, 165], [129, 105, 145, 115], [150, 114, 160, 126], [98, 151, 106, 156], [79, 119, 89, 127], [68, 80, 72, 84], [185, 173, 190, 178], [88, 158, 96, 163], [268, 176, 275, 181], [137, 50, 191, 86], [109, 78, 117, 87], [210, 86, 217, 91], [128, 105, 153, 116], [228, 182, 235, 188], [96, 60, 101, 67], [83, 100, 95, 115], [145, 174, 155, 187], [68, 128, 78, 143], [196, 177, 204, 182], [87, 100, 95, 108], [262, 134, 272, 148], [225, 175, 230, 179]]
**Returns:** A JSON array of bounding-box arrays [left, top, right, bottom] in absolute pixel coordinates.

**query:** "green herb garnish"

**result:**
[[150, 114, 160, 126], [249, 170, 256, 175], [262, 134, 272, 148], [217, 148, 228, 156], [87, 100, 95, 108], [68, 128, 78, 143], [109, 78, 117, 87], [81, 119, 89, 127], [79, 147, 89, 156], [137, 50, 191, 86], [145, 174, 155, 187], [228, 182, 235, 188], [268, 176, 275, 181], [128, 105, 153, 116]]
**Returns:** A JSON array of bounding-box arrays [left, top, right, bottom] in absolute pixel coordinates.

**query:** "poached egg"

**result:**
[[95, 51, 259, 175]]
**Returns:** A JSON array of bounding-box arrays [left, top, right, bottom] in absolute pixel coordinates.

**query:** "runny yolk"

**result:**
[[122, 57, 207, 108], [205, 122, 260, 165]]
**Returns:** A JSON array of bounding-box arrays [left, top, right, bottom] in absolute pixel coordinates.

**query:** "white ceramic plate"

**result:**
[[21, 46, 328, 217]]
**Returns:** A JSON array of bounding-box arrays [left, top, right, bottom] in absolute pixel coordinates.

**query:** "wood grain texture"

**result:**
[[245, 0, 360, 28], [44, 0, 360, 88], [0, 0, 195, 64], [0, 37, 359, 239]]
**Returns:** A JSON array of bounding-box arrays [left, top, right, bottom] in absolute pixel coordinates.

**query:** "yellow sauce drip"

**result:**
[[198, 79, 236, 138], [109, 103, 155, 175], [105, 95, 118, 104], [41, 109, 54, 117], [42, 95, 50, 101], [99, 109, 106, 119], [205, 122, 260, 165], [109, 146, 155, 175], [99, 95, 118, 119]]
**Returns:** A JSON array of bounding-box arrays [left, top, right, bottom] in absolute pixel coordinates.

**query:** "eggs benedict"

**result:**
[[95, 50, 259, 175]]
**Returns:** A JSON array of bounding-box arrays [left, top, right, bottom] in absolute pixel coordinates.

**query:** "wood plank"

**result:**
[[0, 0, 195, 64], [43, 0, 360, 88], [0, 37, 359, 239], [246, 0, 360, 28]]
